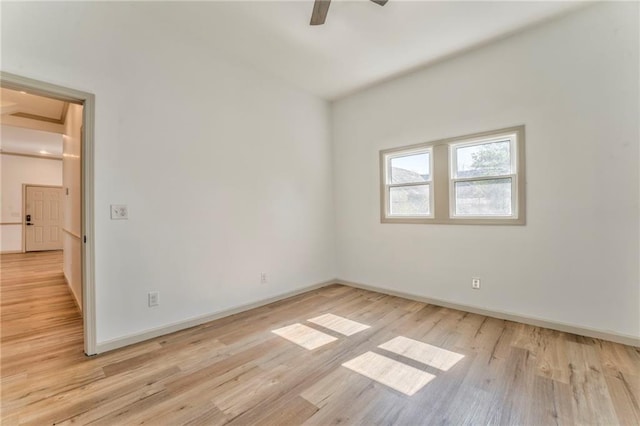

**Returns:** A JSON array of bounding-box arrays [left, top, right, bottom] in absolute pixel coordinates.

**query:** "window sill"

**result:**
[[381, 216, 526, 225]]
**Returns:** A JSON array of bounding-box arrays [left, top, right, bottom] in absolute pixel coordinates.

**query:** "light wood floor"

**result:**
[[1, 252, 639, 425]]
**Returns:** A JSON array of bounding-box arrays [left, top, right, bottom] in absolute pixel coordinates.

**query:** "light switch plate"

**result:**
[[111, 205, 128, 220]]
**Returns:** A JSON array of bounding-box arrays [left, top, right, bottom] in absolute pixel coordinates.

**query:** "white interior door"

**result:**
[[25, 185, 63, 252]]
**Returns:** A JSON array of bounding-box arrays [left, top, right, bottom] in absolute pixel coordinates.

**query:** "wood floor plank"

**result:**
[[605, 372, 640, 425], [16, 364, 178, 424], [419, 351, 502, 425], [566, 340, 621, 425], [535, 329, 572, 384], [182, 405, 228, 426], [528, 375, 574, 425], [2, 252, 638, 425], [254, 396, 318, 426], [136, 397, 226, 426]]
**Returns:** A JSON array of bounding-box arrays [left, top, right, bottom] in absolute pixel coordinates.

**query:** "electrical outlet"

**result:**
[[148, 291, 159, 307], [111, 204, 128, 220], [472, 278, 481, 289], [260, 273, 267, 284]]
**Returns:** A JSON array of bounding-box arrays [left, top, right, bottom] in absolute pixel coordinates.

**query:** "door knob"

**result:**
[[26, 223, 34, 226]]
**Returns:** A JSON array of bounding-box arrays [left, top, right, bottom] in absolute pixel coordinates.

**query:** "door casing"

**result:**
[[1, 71, 97, 356]]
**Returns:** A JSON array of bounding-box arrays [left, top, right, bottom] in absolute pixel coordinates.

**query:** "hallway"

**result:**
[[1, 251, 81, 341], [1, 251, 85, 423]]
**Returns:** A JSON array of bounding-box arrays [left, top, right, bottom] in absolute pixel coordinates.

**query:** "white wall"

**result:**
[[332, 2, 639, 338], [2, 2, 336, 345], [63, 104, 83, 310], [0, 154, 63, 252]]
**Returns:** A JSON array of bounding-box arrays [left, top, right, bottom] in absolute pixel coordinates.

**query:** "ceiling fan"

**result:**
[[310, 0, 388, 26]]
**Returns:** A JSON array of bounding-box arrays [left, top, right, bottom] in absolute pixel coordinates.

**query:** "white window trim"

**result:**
[[380, 125, 526, 225], [384, 147, 434, 219]]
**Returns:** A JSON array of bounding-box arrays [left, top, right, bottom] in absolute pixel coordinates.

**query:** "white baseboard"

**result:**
[[63, 272, 83, 316], [337, 279, 640, 348], [94, 279, 336, 354], [0, 250, 23, 254], [94, 277, 639, 354]]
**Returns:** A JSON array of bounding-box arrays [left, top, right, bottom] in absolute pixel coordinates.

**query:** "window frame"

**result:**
[[380, 125, 525, 225]]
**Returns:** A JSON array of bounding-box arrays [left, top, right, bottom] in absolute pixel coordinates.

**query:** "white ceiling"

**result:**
[[0, 125, 63, 157], [139, 0, 585, 100]]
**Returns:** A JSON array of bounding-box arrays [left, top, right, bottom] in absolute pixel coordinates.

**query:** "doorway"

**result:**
[[0, 72, 96, 355]]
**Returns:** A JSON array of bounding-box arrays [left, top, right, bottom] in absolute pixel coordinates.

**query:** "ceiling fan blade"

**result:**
[[370, 0, 388, 5], [310, 0, 331, 26]]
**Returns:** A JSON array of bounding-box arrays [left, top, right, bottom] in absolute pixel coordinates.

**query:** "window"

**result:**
[[450, 137, 516, 218], [384, 149, 432, 217], [380, 126, 525, 225]]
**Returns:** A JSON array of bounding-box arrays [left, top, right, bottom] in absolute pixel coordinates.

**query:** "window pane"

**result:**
[[454, 178, 512, 216], [455, 140, 511, 178], [390, 185, 430, 216], [390, 152, 430, 183]]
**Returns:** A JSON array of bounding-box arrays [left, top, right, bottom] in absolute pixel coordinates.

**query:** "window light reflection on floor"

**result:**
[[342, 351, 435, 396], [378, 336, 464, 371], [271, 323, 337, 350], [307, 313, 370, 336], [272, 320, 465, 397], [342, 336, 464, 396]]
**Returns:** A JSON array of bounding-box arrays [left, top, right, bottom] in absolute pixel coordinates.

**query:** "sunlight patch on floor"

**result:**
[[271, 323, 337, 350], [307, 313, 370, 336], [342, 351, 435, 396], [378, 336, 464, 371]]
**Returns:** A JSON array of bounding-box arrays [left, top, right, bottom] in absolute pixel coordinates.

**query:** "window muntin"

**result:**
[[384, 149, 433, 217], [450, 135, 518, 218], [380, 126, 525, 225]]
